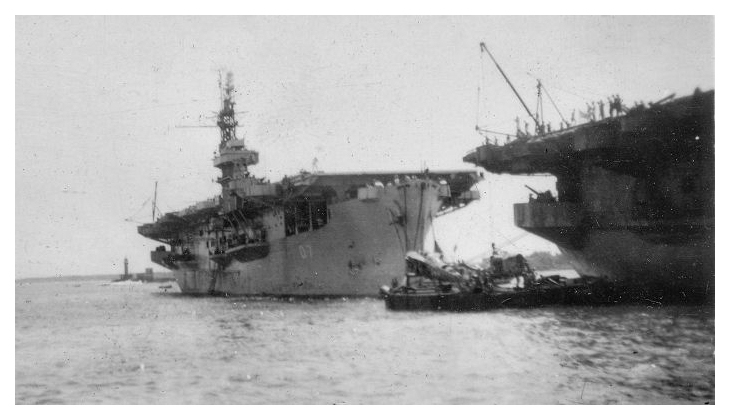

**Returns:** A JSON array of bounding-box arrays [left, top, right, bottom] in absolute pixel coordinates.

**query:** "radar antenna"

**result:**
[[217, 71, 241, 147]]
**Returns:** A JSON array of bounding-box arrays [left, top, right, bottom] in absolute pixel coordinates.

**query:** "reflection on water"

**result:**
[[16, 279, 714, 404]]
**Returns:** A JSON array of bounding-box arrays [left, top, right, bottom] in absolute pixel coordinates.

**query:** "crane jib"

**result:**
[[480, 42, 539, 127]]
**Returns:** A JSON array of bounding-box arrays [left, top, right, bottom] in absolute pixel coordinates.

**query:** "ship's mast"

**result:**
[[152, 181, 158, 222], [528, 74, 570, 130], [217, 71, 240, 149], [213, 72, 261, 213]]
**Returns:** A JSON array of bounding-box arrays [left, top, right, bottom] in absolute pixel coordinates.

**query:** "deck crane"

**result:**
[[480, 42, 540, 130]]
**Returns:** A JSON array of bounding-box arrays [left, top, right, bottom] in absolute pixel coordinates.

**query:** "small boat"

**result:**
[[381, 251, 613, 311]]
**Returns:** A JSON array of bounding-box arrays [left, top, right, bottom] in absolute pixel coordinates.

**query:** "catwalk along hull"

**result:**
[[465, 89, 714, 295], [172, 180, 450, 296]]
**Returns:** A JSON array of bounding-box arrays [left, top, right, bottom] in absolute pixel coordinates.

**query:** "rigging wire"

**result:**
[[125, 183, 169, 224], [463, 229, 533, 263], [548, 83, 596, 102], [535, 80, 543, 127], [525, 70, 602, 101], [487, 176, 494, 251], [541, 83, 569, 126], [477, 127, 513, 137], [477, 49, 486, 130], [124, 197, 151, 223], [475, 86, 481, 129], [496, 230, 532, 249]]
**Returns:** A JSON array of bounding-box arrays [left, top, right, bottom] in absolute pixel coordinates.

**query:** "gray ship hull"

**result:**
[[167, 179, 452, 296], [527, 225, 713, 296]]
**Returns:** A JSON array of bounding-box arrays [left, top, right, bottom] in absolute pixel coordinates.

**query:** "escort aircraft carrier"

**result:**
[[138, 73, 479, 296]]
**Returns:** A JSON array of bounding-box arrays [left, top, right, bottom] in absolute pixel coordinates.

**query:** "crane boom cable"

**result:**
[[542, 83, 569, 125], [475, 86, 481, 128], [476, 127, 512, 137], [477, 49, 486, 128], [125, 197, 151, 223], [535, 80, 543, 127]]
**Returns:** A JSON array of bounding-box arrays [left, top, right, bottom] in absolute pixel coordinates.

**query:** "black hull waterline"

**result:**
[[383, 281, 710, 312]]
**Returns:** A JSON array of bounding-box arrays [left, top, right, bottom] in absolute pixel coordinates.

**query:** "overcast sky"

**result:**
[[15, 16, 714, 278]]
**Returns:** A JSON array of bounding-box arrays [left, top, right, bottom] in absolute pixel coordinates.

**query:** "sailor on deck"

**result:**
[[588, 102, 596, 121], [609, 94, 624, 117]]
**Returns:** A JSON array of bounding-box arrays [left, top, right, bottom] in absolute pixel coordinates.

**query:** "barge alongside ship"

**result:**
[[382, 251, 615, 311]]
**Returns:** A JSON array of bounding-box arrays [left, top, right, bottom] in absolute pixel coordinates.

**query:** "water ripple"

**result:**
[[16, 279, 714, 404]]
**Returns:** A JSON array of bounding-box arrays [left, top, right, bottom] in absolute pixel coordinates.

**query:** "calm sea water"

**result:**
[[16, 277, 714, 404]]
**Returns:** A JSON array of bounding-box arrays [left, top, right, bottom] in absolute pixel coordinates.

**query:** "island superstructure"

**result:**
[[138, 73, 480, 296]]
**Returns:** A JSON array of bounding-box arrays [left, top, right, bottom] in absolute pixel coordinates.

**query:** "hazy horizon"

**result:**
[[16, 16, 714, 278]]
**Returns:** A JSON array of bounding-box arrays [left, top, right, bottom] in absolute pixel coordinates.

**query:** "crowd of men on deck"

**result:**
[[486, 94, 639, 145], [514, 94, 627, 140], [483, 89, 688, 148]]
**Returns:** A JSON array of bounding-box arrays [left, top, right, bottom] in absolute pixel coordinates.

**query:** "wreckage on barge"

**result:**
[[381, 250, 615, 311]]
